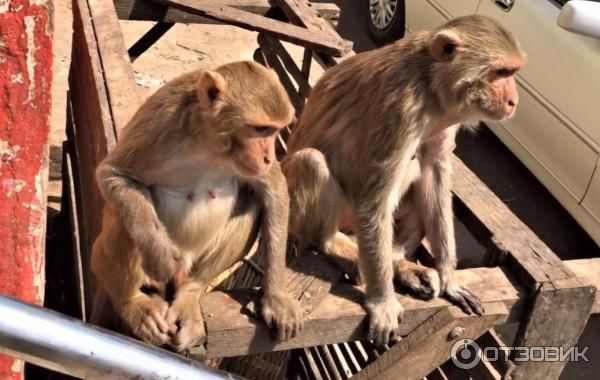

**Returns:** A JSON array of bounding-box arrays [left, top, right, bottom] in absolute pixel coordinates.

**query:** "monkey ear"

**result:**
[[429, 30, 461, 63], [197, 70, 227, 109]]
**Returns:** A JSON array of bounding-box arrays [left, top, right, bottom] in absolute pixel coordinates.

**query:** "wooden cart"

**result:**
[[63, 1, 600, 379]]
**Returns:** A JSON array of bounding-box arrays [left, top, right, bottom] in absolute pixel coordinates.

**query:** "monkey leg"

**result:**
[[283, 148, 349, 254], [91, 209, 175, 346], [392, 194, 441, 300]]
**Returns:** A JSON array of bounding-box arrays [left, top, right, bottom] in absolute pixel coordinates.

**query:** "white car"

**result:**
[[367, 0, 600, 245]]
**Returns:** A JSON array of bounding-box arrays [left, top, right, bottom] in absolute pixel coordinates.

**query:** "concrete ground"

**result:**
[[41, 1, 598, 378]]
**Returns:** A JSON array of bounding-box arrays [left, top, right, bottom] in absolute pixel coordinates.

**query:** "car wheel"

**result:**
[[367, 0, 406, 44]]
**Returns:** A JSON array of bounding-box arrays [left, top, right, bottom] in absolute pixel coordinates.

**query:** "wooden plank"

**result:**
[[200, 266, 525, 357], [353, 303, 508, 380], [154, 0, 352, 56], [88, 0, 142, 133], [271, 0, 338, 38], [258, 33, 312, 99], [451, 155, 574, 288], [62, 142, 87, 321], [511, 276, 595, 379], [565, 258, 600, 314], [477, 329, 516, 378], [69, 0, 118, 313], [114, 0, 340, 24]]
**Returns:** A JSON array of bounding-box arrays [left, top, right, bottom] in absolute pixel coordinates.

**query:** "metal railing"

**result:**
[[0, 295, 242, 379]]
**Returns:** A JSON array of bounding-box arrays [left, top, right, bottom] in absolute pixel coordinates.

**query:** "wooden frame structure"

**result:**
[[64, 0, 600, 379]]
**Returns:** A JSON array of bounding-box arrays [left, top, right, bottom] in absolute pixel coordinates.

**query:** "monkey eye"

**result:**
[[495, 68, 514, 77], [443, 43, 456, 55], [254, 126, 270, 133]]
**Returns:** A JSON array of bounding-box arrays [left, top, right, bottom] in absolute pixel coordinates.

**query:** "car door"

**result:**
[[477, 0, 600, 242], [405, 0, 480, 31]]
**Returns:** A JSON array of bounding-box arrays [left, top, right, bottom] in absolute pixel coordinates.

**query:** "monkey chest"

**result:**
[[151, 176, 238, 251]]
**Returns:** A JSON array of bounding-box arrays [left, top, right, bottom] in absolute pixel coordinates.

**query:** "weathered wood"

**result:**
[[114, 0, 340, 24], [511, 276, 595, 380], [353, 303, 508, 380], [154, 0, 352, 56], [88, 0, 142, 132], [200, 266, 524, 357], [62, 142, 87, 321], [477, 329, 516, 378], [258, 34, 312, 99], [69, 0, 118, 313], [271, 0, 338, 38], [565, 258, 600, 314], [451, 155, 574, 288]]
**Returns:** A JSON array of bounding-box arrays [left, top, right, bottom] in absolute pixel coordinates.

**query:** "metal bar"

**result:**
[[0, 295, 242, 380]]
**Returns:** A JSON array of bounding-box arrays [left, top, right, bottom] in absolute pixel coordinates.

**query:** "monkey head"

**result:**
[[193, 61, 294, 177], [427, 15, 526, 122]]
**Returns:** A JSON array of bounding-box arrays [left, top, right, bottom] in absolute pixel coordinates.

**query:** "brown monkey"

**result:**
[[283, 15, 525, 345], [91, 61, 303, 353]]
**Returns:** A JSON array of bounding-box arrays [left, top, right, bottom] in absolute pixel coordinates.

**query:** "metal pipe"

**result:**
[[0, 295, 242, 379]]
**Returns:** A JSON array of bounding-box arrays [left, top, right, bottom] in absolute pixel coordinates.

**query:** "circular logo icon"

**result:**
[[451, 338, 481, 369]]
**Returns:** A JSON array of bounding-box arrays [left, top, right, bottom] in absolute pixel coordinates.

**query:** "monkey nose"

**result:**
[[264, 156, 272, 165]]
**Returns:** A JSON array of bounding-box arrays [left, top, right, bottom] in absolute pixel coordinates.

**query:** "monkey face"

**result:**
[[230, 124, 280, 177]]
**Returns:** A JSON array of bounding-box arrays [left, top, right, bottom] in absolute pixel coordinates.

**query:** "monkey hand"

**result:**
[[139, 235, 183, 282], [165, 294, 207, 355], [440, 270, 485, 316], [364, 295, 404, 346], [259, 290, 304, 342], [120, 295, 176, 347]]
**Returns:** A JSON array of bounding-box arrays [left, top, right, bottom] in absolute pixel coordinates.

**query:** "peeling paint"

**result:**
[[11, 73, 24, 83], [10, 360, 22, 374], [2, 179, 26, 195], [0, 0, 8, 13], [24, 16, 36, 103]]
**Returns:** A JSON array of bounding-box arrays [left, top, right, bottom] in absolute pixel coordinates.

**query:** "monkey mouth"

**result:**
[[236, 162, 268, 178]]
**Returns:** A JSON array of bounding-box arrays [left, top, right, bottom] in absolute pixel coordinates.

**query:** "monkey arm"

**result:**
[[248, 161, 289, 295], [247, 161, 304, 341], [415, 127, 483, 315], [96, 160, 182, 282]]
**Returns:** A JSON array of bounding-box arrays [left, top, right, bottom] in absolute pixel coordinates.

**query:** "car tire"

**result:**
[[366, 0, 406, 44]]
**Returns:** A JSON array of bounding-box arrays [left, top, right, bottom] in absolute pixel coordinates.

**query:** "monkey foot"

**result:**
[[166, 297, 207, 354], [444, 285, 485, 316], [259, 290, 304, 342], [365, 295, 404, 346], [125, 296, 176, 347], [395, 264, 440, 300]]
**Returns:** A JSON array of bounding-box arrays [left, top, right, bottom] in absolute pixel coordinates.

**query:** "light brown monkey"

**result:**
[[283, 15, 525, 345], [91, 61, 303, 353]]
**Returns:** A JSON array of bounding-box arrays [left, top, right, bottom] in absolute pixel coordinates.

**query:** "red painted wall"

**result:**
[[0, 0, 53, 378]]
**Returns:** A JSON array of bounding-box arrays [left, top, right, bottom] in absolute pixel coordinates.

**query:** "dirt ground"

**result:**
[[41, 1, 599, 379]]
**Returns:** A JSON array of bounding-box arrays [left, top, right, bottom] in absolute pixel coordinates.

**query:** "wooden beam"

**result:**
[[353, 302, 508, 380], [565, 258, 600, 314], [88, 0, 141, 133], [153, 0, 352, 56], [451, 155, 574, 288], [69, 0, 118, 313], [114, 0, 340, 24], [271, 0, 338, 38], [258, 33, 312, 98], [199, 266, 525, 357], [511, 276, 595, 379]]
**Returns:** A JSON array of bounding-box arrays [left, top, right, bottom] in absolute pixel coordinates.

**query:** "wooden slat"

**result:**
[[271, 0, 338, 38], [451, 155, 574, 288], [258, 33, 312, 98], [477, 329, 516, 378], [114, 0, 340, 24], [88, 0, 141, 133], [565, 258, 600, 314], [200, 266, 525, 357], [353, 302, 508, 380], [154, 0, 352, 56], [69, 0, 118, 313]]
